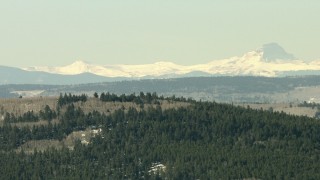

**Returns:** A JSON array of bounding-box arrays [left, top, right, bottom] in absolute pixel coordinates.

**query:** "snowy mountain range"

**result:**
[[22, 43, 320, 78]]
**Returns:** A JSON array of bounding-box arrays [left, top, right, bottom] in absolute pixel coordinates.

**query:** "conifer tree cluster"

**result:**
[[57, 93, 87, 107]]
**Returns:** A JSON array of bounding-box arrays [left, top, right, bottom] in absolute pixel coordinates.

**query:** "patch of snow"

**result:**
[[92, 128, 102, 134], [81, 140, 89, 145], [148, 162, 166, 174]]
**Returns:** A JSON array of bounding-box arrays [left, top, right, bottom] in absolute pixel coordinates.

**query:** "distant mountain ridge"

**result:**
[[0, 66, 127, 85], [22, 43, 320, 78], [1, 43, 320, 85]]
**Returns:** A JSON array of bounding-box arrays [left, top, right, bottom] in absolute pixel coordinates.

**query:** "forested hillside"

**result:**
[[0, 93, 320, 179]]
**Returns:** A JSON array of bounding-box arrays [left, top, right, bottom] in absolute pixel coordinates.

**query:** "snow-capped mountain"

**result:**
[[23, 43, 320, 78]]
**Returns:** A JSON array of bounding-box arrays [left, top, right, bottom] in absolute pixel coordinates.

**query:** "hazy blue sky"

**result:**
[[1, 0, 319, 67]]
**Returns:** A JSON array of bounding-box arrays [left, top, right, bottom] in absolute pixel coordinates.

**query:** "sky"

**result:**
[[0, 0, 319, 67]]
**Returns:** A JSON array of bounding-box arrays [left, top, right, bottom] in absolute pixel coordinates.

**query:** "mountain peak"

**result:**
[[257, 43, 296, 62], [60, 60, 92, 74]]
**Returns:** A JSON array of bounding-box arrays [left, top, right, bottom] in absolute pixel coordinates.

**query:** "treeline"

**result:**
[[1, 94, 320, 178], [4, 111, 39, 123], [99, 92, 192, 104], [299, 101, 320, 109], [3, 105, 57, 123], [57, 93, 87, 107], [298, 101, 320, 118], [99, 92, 160, 104], [4, 105, 57, 123], [0, 123, 63, 151]]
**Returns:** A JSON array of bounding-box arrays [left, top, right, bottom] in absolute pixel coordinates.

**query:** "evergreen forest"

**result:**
[[0, 93, 320, 179]]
